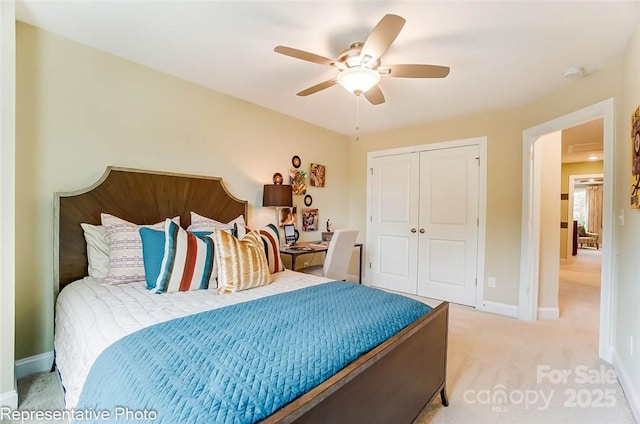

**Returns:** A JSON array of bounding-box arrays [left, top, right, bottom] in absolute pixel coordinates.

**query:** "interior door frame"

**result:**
[[519, 98, 614, 362], [366, 136, 487, 308]]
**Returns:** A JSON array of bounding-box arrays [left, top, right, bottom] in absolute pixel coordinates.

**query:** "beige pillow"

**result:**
[[212, 229, 271, 294], [187, 212, 245, 232], [80, 223, 110, 279]]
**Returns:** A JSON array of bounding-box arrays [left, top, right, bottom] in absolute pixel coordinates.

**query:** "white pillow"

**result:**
[[101, 213, 179, 284], [186, 212, 245, 232], [80, 223, 110, 279]]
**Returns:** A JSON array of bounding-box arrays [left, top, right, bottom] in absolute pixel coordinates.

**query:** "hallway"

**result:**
[[559, 248, 602, 352]]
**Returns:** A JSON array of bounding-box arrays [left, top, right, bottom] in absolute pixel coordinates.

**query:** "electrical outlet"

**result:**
[[619, 209, 625, 226], [488, 277, 496, 288], [630, 336, 634, 356]]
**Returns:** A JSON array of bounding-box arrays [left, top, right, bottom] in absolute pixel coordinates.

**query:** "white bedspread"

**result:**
[[54, 270, 332, 408]]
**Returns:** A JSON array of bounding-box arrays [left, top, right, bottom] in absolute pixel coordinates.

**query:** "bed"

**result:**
[[54, 166, 449, 423]]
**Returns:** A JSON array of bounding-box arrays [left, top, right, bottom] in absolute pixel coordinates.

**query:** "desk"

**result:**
[[280, 241, 363, 284]]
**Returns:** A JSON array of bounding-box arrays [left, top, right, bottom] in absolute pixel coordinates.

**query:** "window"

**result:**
[[573, 188, 586, 227]]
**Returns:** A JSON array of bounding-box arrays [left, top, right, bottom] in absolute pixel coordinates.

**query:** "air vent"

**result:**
[[567, 142, 603, 154]]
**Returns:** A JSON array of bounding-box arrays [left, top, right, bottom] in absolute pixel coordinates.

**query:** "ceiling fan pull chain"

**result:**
[[355, 95, 360, 141]]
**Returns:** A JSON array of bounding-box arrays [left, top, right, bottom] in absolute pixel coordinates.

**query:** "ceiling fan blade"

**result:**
[[364, 86, 385, 105], [383, 64, 450, 78], [360, 14, 406, 65], [297, 79, 337, 96], [274, 46, 335, 66]]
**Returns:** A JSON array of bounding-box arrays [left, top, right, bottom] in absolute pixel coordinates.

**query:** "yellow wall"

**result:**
[[537, 132, 561, 310], [1, 1, 16, 407], [614, 5, 640, 414], [15, 23, 349, 359], [349, 61, 621, 306], [561, 161, 604, 192], [559, 160, 604, 259]]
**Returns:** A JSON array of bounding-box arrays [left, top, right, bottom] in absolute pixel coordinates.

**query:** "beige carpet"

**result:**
[[9, 249, 636, 423], [415, 248, 636, 423]]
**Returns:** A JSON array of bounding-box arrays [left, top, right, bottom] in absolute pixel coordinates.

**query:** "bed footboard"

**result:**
[[263, 301, 449, 424]]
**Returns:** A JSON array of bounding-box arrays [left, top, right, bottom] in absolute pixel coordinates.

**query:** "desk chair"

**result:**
[[299, 229, 359, 281]]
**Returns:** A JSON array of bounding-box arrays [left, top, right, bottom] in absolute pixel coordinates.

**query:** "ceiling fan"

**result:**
[[274, 14, 450, 105]]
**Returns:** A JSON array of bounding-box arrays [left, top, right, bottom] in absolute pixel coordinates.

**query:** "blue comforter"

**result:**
[[74, 282, 431, 423]]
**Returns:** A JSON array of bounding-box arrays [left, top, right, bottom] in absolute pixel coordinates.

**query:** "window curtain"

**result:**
[[586, 185, 603, 242]]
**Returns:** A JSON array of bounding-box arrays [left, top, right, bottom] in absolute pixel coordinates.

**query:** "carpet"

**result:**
[[414, 249, 635, 423]]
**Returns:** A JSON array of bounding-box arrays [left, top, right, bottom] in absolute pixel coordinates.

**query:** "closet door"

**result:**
[[369, 153, 419, 294], [417, 145, 479, 306]]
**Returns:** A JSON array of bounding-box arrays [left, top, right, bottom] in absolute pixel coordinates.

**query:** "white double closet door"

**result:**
[[369, 145, 479, 306]]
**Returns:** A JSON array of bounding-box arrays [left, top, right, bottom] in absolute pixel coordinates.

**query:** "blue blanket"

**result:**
[[74, 282, 431, 423]]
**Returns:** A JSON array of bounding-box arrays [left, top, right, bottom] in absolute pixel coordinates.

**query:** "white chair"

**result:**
[[299, 229, 359, 281]]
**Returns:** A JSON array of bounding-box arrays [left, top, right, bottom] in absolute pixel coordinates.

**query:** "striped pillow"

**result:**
[[101, 214, 179, 284], [213, 229, 271, 294], [153, 219, 217, 293], [234, 223, 286, 274]]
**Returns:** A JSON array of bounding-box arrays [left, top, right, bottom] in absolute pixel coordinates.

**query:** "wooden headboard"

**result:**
[[54, 167, 248, 293]]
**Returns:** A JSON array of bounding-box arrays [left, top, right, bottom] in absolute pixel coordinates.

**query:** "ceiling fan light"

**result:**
[[337, 67, 380, 95]]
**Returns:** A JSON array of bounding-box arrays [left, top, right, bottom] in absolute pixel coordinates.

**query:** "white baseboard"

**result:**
[[537, 307, 559, 320], [613, 350, 640, 422], [0, 387, 17, 409], [477, 300, 519, 318], [15, 351, 54, 380]]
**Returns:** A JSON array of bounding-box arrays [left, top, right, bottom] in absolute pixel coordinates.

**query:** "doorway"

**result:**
[[568, 173, 604, 258], [562, 173, 603, 344], [519, 99, 614, 362]]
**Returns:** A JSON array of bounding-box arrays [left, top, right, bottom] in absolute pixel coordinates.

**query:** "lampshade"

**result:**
[[262, 184, 293, 207], [337, 67, 381, 95]]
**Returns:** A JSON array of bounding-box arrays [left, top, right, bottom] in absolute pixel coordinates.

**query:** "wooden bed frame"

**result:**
[[54, 166, 449, 423]]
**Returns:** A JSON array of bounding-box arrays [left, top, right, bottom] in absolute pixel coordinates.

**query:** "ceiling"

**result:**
[[562, 118, 604, 164], [15, 1, 638, 136]]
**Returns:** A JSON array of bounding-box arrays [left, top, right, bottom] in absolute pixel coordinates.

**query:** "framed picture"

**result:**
[[310, 163, 326, 187], [289, 168, 307, 195], [632, 105, 640, 208], [278, 206, 297, 227], [301, 208, 319, 232]]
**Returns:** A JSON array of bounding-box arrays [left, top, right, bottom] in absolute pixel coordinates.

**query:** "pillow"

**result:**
[[577, 224, 587, 237], [152, 220, 217, 293], [101, 213, 179, 284], [187, 212, 245, 232], [139, 228, 169, 290], [80, 223, 110, 279], [140, 227, 217, 290], [212, 229, 271, 294], [234, 223, 286, 274]]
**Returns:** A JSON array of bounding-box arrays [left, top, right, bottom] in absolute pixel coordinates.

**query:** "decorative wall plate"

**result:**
[[292, 155, 301, 168], [304, 194, 313, 206]]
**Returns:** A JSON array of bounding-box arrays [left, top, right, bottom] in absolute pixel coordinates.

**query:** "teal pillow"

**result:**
[[139, 228, 213, 290], [139, 228, 166, 290]]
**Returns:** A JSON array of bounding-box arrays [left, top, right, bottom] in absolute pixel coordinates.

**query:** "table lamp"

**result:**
[[263, 173, 293, 230]]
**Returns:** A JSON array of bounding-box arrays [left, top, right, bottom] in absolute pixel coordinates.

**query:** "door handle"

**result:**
[[419, 228, 425, 234], [411, 228, 417, 233]]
